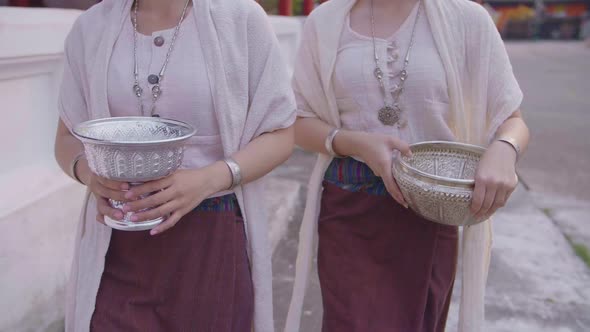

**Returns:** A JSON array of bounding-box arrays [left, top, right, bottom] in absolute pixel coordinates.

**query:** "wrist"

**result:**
[[205, 161, 233, 195], [75, 158, 91, 186], [332, 130, 360, 157], [491, 140, 518, 164], [495, 137, 521, 160]]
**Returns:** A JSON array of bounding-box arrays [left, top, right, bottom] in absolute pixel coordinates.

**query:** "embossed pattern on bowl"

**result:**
[[392, 141, 487, 226], [73, 117, 196, 182]]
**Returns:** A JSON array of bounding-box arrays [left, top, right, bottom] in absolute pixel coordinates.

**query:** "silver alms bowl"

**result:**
[[392, 141, 487, 227], [73, 117, 196, 231], [73, 117, 196, 182]]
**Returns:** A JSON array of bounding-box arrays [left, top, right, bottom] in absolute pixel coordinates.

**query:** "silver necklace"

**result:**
[[370, 0, 421, 126], [132, 0, 191, 117]]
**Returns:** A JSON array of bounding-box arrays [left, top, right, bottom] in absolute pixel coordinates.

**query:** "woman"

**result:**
[[286, 0, 529, 331], [54, 0, 296, 331]]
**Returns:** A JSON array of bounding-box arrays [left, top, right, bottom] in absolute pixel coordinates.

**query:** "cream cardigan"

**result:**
[[59, 1, 296, 331], [285, 0, 523, 331]]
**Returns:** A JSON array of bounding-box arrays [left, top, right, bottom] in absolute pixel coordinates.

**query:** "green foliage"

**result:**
[[259, 0, 279, 14], [258, 0, 311, 16], [572, 243, 590, 269]]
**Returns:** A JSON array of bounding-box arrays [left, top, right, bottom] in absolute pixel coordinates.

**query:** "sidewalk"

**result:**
[[448, 185, 590, 332], [268, 150, 590, 332]]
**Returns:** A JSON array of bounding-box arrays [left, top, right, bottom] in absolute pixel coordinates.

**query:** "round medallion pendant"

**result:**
[[148, 74, 160, 85], [378, 105, 401, 126]]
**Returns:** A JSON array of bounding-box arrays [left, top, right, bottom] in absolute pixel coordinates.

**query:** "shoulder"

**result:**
[[452, 0, 497, 32], [306, 0, 349, 26], [209, 0, 268, 24], [309, 0, 349, 19], [69, 0, 114, 34], [64, 0, 114, 50], [299, 0, 350, 41]]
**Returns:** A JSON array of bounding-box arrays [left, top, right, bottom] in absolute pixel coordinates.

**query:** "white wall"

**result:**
[[0, 8, 85, 332], [0, 8, 301, 332]]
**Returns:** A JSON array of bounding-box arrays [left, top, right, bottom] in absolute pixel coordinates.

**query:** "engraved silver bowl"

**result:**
[[392, 141, 487, 227], [73, 117, 196, 231]]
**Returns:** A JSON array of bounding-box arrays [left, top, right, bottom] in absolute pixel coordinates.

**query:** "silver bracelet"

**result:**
[[70, 152, 86, 185], [325, 128, 344, 158], [497, 137, 521, 160], [223, 157, 242, 190]]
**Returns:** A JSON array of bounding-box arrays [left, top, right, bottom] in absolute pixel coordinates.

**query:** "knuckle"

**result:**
[[105, 189, 118, 200], [127, 202, 138, 212], [487, 178, 500, 187], [156, 206, 167, 218], [507, 178, 518, 188], [146, 184, 156, 193], [475, 175, 488, 184], [94, 186, 105, 197]]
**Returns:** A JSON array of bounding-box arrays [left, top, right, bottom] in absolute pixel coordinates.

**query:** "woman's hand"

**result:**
[[120, 162, 231, 235], [471, 140, 519, 219], [76, 159, 130, 224], [334, 131, 412, 207]]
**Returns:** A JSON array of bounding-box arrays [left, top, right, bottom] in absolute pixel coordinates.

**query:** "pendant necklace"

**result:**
[[370, 0, 422, 126], [132, 0, 191, 117]]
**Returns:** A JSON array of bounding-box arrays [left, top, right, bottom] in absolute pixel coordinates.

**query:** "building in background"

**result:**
[[4, 0, 96, 9], [259, 0, 589, 40], [4, 0, 588, 39]]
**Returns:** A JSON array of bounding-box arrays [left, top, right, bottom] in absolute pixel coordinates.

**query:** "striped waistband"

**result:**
[[324, 157, 387, 196], [193, 194, 239, 212]]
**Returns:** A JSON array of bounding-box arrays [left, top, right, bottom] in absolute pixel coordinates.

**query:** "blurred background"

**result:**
[[0, 0, 589, 331]]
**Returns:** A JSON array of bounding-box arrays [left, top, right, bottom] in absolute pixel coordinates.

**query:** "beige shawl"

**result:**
[[59, 1, 296, 331], [285, 0, 523, 331]]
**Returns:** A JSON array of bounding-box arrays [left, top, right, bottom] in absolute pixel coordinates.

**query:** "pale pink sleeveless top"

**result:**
[[108, 11, 224, 171], [332, 3, 455, 144]]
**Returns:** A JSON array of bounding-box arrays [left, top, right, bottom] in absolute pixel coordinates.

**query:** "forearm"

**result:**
[[233, 125, 294, 182], [54, 119, 88, 184], [204, 125, 295, 194], [294, 117, 361, 157], [493, 110, 530, 157]]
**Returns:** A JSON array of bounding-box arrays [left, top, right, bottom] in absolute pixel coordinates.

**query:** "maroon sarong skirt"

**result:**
[[90, 194, 253, 332], [318, 158, 459, 332]]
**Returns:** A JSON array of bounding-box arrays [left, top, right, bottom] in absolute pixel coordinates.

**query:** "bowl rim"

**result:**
[[396, 141, 486, 187], [72, 116, 197, 146]]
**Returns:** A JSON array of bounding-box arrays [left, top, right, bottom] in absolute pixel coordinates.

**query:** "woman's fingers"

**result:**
[[473, 176, 497, 218], [490, 187, 508, 216], [96, 196, 123, 222], [504, 183, 517, 206], [388, 137, 412, 157], [96, 176, 129, 191], [125, 177, 173, 200], [489, 175, 518, 216], [122, 189, 174, 213], [94, 184, 129, 202], [470, 178, 486, 216], [150, 211, 183, 236], [129, 201, 177, 223], [381, 166, 408, 208]]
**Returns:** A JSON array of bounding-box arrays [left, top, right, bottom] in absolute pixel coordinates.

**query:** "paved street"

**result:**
[[268, 42, 590, 332], [508, 41, 590, 261], [512, 42, 590, 201]]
